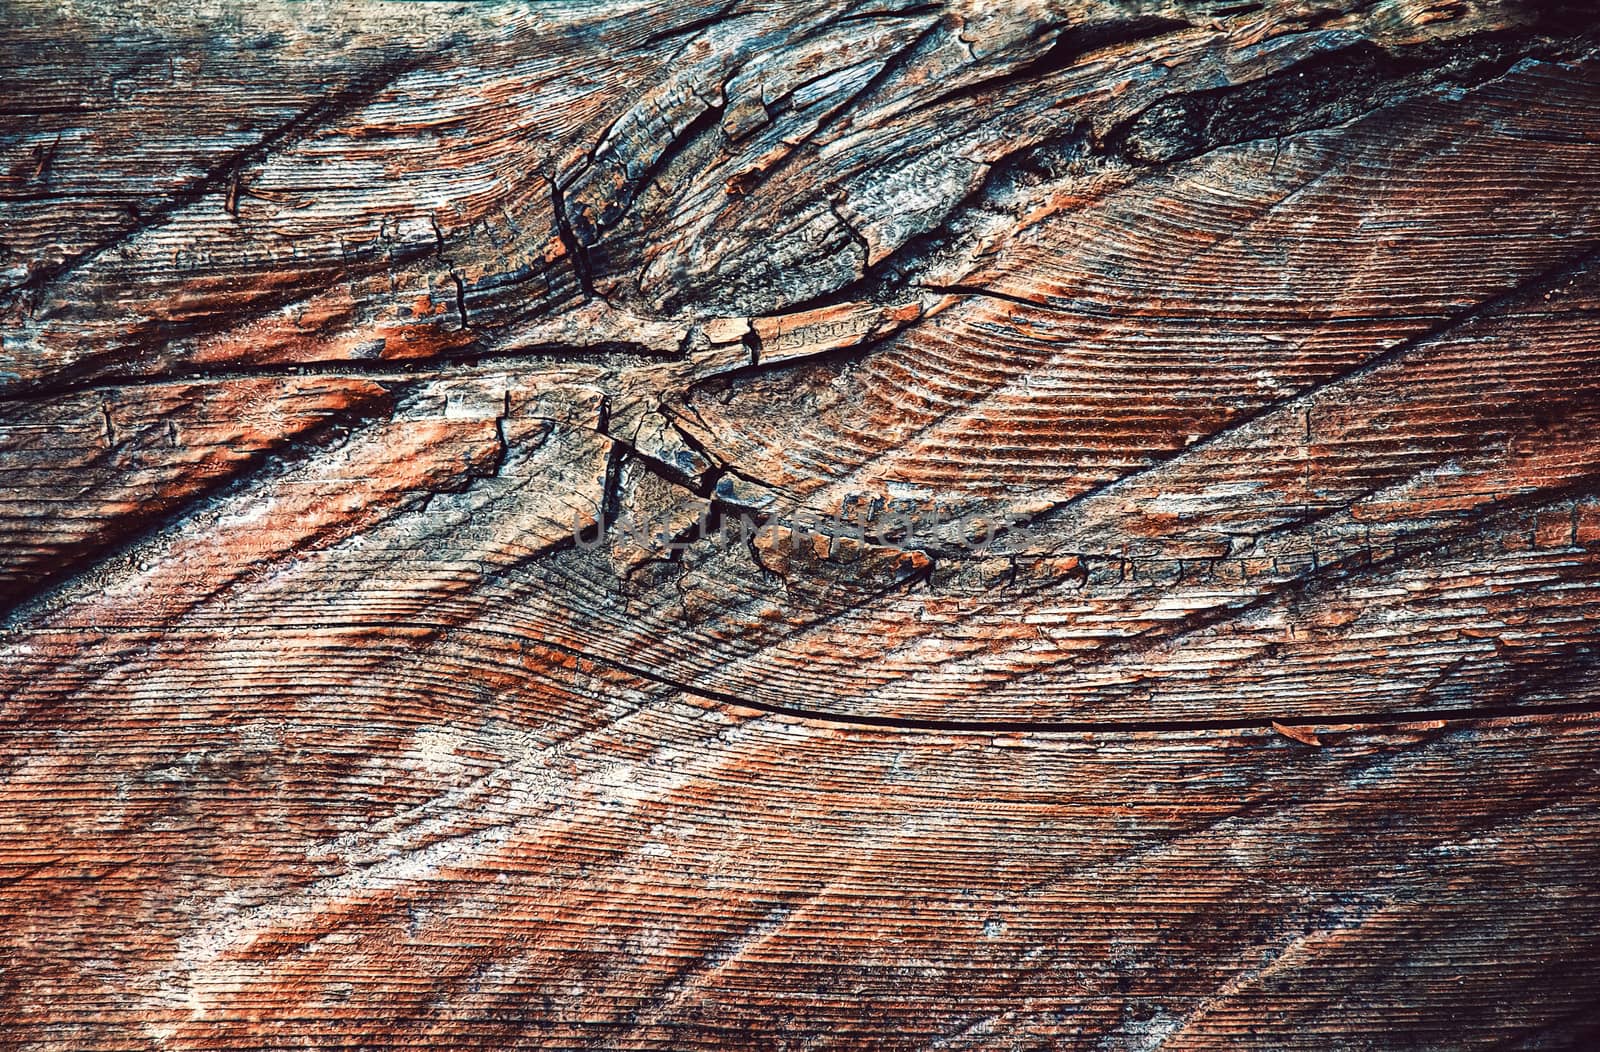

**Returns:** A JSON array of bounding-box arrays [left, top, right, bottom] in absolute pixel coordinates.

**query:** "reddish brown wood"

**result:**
[[3, 0, 1599, 1047]]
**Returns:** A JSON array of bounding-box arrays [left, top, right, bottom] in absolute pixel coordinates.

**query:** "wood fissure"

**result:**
[[5, 0, 1600, 1047]]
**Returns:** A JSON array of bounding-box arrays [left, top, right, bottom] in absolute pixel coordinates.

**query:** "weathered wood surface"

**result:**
[[3, 0, 1600, 1047]]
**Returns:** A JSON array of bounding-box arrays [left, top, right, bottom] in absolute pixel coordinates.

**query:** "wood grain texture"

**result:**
[[4, 0, 1600, 1048]]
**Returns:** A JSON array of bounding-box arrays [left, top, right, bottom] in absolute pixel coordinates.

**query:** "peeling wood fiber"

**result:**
[[3, 0, 1600, 1048]]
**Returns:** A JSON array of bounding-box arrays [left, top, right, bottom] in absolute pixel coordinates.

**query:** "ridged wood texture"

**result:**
[[3, 0, 1600, 1048]]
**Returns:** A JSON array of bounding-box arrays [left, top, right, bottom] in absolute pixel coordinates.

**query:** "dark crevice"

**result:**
[[638, 0, 745, 48], [450, 271, 470, 330], [908, 15, 1191, 118], [724, 698, 1600, 737], [836, 2, 942, 25], [457, 624, 1600, 738], [605, 426, 721, 498], [565, 100, 728, 252], [916, 282, 1052, 312], [488, 395, 511, 479], [627, 102, 727, 221], [827, 197, 873, 276], [1102, 30, 1600, 165], [550, 177, 596, 300], [600, 433, 626, 528]]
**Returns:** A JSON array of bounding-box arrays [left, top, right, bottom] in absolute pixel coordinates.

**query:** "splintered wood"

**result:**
[[2, 1, 1599, 1048]]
